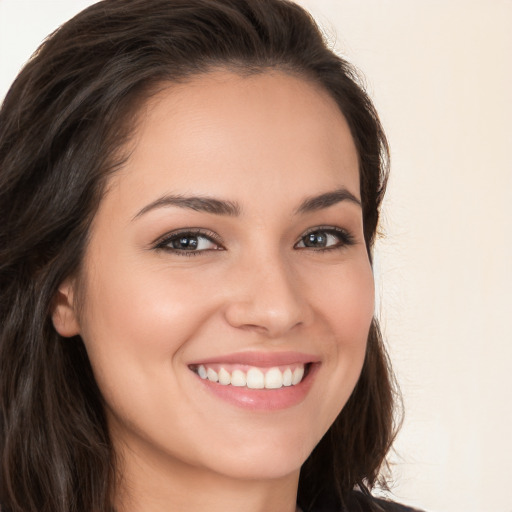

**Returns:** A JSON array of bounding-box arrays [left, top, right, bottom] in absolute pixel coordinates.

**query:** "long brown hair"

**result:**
[[0, 1, 395, 511]]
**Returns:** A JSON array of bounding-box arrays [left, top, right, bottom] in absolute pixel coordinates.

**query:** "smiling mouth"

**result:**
[[189, 363, 312, 390]]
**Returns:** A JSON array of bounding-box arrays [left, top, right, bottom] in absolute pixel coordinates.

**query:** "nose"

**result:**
[[223, 251, 312, 339]]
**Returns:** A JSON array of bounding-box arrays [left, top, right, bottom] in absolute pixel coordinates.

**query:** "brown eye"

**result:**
[[302, 232, 330, 248], [170, 235, 201, 250], [156, 231, 222, 253]]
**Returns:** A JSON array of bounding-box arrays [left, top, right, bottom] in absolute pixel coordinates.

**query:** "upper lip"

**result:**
[[188, 351, 320, 367]]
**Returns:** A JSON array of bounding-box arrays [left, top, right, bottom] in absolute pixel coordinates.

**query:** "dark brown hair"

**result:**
[[0, 1, 395, 511]]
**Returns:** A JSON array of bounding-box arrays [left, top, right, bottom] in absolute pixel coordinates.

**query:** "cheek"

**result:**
[[310, 255, 375, 344], [81, 259, 209, 349], [306, 256, 374, 421], [76, 258, 218, 408], [76, 262, 221, 453]]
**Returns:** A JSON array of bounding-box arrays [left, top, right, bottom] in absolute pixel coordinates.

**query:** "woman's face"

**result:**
[[55, 71, 374, 486]]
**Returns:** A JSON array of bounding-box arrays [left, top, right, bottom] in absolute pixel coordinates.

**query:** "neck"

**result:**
[[113, 439, 300, 512]]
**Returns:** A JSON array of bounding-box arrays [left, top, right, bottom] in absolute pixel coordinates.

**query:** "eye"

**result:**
[[295, 227, 355, 250], [154, 229, 223, 255]]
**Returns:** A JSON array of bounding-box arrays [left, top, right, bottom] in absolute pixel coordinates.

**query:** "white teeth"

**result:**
[[264, 367, 283, 389], [231, 369, 247, 387], [194, 364, 308, 389], [292, 366, 304, 385], [206, 367, 218, 382], [246, 368, 265, 389], [218, 367, 231, 385], [282, 368, 293, 386], [198, 365, 207, 379]]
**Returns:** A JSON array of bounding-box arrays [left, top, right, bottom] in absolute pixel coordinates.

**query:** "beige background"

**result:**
[[1, 1, 511, 511]]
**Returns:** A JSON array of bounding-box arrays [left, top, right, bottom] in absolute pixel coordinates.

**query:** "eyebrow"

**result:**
[[133, 194, 241, 220], [132, 187, 360, 220], [295, 188, 361, 214]]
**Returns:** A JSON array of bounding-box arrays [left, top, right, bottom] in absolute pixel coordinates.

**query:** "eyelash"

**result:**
[[153, 228, 223, 257], [153, 226, 356, 257], [295, 226, 356, 252]]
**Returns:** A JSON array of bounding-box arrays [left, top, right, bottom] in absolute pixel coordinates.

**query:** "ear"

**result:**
[[51, 278, 81, 337]]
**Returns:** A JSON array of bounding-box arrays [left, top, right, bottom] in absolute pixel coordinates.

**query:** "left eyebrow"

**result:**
[[295, 188, 361, 214]]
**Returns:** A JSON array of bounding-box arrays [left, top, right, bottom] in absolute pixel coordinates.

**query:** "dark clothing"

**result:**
[[303, 489, 424, 512]]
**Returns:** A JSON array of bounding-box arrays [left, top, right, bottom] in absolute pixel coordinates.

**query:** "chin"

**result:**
[[196, 427, 319, 481], [211, 453, 305, 482]]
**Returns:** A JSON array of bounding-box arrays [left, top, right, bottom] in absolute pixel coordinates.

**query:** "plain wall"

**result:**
[[1, 1, 511, 512]]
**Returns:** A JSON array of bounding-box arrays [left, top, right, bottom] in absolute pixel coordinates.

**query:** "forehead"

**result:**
[[106, 70, 360, 214]]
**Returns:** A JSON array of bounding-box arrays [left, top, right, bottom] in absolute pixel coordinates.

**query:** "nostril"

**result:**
[[223, 300, 306, 338]]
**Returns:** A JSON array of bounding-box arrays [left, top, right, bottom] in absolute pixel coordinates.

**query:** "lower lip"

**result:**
[[195, 364, 319, 411]]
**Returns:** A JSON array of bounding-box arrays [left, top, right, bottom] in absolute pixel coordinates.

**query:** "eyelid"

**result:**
[[152, 228, 225, 251], [294, 225, 356, 249]]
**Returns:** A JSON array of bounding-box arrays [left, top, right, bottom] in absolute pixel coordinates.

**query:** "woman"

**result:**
[[0, 1, 419, 511]]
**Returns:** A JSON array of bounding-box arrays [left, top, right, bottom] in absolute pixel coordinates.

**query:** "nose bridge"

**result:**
[[224, 246, 309, 337]]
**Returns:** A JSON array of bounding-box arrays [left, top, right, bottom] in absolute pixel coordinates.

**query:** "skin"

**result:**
[[53, 71, 375, 512]]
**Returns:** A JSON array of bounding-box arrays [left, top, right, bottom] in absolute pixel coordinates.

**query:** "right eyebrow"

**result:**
[[132, 194, 241, 220]]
